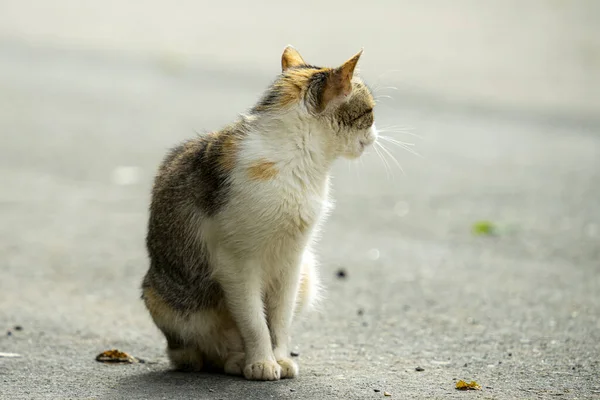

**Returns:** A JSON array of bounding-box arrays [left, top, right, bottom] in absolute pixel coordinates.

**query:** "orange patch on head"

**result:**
[[276, 67, 328, 109], [248, 159, 278, 181]]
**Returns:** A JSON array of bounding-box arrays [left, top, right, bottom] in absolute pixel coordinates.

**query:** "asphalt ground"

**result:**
[[1, 1, 599, 398]]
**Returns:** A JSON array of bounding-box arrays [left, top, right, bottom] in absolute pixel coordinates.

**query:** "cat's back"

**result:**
[[151, 126, 245, 217]]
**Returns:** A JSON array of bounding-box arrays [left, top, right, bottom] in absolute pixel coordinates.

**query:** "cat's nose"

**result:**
[[361, 137, 374, 148], [367, 123, 378, 143], [364, 124, 378, 145]]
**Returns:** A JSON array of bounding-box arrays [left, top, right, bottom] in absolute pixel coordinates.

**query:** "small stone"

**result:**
[[357, 308, 364, 316], [290, 389, 296, 392], [290, 351, 300, 357], [508, 352, 512, 357], [384, 391, 392, 396], [498, 361, 502, 365], [336, 269, 347, 279], [6, 331, 12, 336], [374, 389, 380, 392], [463, 363, 468, 367], [415, 366, 424, 372], [208, 389, 214, 393], [14, 326, 23, 331]]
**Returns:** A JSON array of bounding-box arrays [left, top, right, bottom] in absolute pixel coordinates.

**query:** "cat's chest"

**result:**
[[277, 189, 324, 233], [244, 174, 329, 235]]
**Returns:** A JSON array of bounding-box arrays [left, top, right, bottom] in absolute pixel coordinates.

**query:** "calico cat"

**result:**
[[142, 46, 377, 381]]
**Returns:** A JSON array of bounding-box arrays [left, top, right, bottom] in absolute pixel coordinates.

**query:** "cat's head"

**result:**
[[253, 46, 377, 160]]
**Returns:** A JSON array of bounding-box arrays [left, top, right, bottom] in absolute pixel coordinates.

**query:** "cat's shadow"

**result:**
[[115, 368, 297, 399]]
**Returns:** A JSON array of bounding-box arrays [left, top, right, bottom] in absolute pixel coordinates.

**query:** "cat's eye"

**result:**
[[351, 108, 373, 123]]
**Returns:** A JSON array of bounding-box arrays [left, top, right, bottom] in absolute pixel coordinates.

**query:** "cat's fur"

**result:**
[[142, 46, 377, 381]]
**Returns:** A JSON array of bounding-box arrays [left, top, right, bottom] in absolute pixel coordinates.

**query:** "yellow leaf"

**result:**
[[455, 380, 481, 390]]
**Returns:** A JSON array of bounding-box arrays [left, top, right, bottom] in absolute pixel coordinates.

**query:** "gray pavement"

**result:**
[[1, 1, 600, 399]]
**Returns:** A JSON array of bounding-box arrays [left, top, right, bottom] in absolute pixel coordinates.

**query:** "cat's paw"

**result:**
[[224, 352, 245, 376], [277, 358, 298, 379], [244, 360, 281, 381]]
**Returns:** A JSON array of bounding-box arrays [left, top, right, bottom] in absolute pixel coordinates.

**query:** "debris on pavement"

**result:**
[[290, 351, 300, 357], [384, 391, 392, 396], [336, 268, 347, 279], [0, 352, 22, 358], [455, 380, 481, 390], [415, 366, 424, 372], [14, 325, 23, 331], [374, 389, 381, 392], [95, 349, 140, 364]]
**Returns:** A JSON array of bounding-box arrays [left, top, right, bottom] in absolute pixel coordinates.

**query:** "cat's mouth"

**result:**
[[359, 136, 375, 151]]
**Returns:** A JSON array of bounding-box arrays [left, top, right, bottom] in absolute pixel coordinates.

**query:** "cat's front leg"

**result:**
[[266, 255, 302, 379], [220, 259, 281, 381]]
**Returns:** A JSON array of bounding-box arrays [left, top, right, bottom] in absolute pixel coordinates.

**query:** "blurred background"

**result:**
[[1, 0, 599, 118], [1, 1, 599, 399]]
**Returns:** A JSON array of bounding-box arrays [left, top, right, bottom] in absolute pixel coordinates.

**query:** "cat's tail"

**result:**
[[296, 250, 322, 315]]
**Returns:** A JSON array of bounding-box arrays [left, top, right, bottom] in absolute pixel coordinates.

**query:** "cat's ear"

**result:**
[[319, 49, 363, 112], [281, 45, 306, 71]]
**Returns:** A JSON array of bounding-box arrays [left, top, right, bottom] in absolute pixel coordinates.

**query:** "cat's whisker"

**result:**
[[379, 136, 422, 158], [374, 142, 396, 179], [379, 135, 415, 147], [376, 141, 404, 175], [377, 124, 416, 132], [374, 86, 399, 92], [373, 146, 391, 179], [372, 142, 391, 179], [377, 128, 422, 139]]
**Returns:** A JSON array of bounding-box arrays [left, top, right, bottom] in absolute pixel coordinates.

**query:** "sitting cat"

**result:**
[[142, 46, 377, 381]]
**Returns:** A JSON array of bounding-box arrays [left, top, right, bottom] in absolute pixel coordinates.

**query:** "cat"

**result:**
[[141, 45, 377, 381]]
